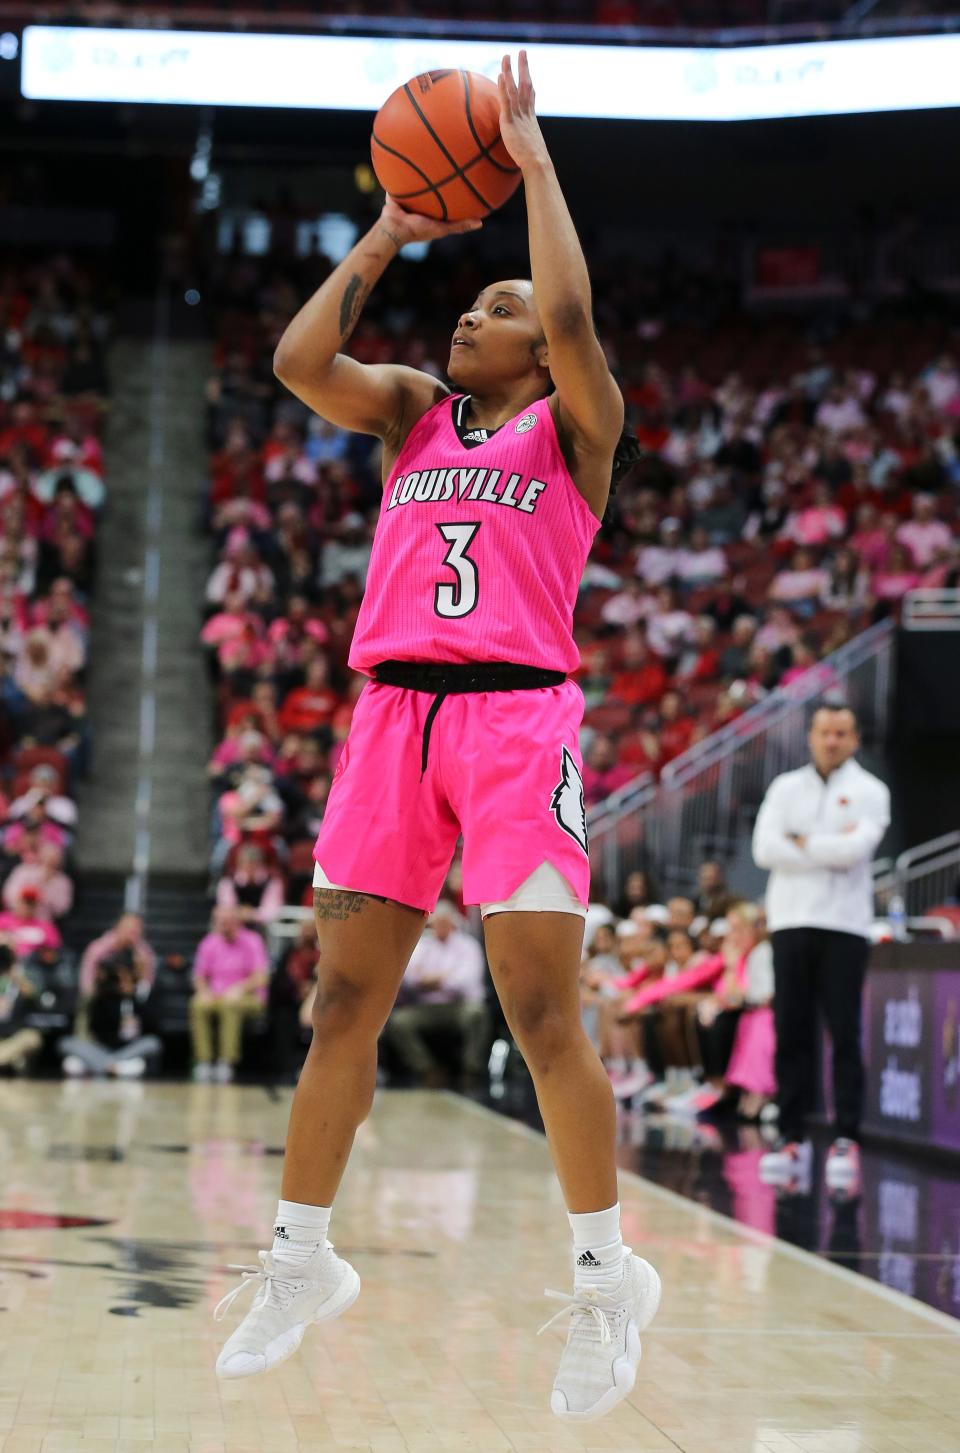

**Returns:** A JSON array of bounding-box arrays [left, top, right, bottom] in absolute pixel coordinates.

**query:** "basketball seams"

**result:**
[[371, 129, 448, 221], [461, 70, 521, 178], [402, 81, 494, 213]]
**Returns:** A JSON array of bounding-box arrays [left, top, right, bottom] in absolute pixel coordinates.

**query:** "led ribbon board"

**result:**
[[20, 26, 960, 121]]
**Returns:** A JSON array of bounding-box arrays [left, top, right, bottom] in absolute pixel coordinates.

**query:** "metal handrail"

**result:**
[[661, 619, 894, 788]]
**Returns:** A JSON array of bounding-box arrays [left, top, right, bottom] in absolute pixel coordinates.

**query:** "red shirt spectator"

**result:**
[[278, 659, 340, 734]]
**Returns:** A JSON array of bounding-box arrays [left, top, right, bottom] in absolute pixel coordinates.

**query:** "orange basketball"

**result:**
[[371, 69, 521, 223]]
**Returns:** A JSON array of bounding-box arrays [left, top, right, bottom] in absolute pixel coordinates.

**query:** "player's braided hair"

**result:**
[[610, 424, 642, 498]]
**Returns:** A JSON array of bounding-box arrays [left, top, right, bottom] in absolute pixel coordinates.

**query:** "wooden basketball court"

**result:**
[[1, 1082, 957, 1452]]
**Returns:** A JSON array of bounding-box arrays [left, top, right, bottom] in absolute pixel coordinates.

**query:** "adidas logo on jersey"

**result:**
[[462, 428, 489, 443]]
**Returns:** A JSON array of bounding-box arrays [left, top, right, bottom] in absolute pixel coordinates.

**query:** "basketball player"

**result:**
[[214, 52, 661, 1422]]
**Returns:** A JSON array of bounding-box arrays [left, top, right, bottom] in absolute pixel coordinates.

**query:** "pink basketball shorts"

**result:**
[[312, 679, 590, 914]]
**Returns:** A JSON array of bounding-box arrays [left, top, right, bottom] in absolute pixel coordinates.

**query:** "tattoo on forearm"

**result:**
[[339, 274, 369, 340], [314, 887, 388, 919]]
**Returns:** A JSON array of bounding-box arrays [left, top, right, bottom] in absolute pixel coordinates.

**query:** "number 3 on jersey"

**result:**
[[434, 522, 481, 619]]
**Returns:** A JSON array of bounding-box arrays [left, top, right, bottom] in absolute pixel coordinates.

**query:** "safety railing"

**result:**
[[588, 618, 895, 898], [890, 830, 960, 918]]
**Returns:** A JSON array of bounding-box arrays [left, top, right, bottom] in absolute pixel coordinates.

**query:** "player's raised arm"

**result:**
[[498, 53, 624, 471], [272, 201, 481, 448]]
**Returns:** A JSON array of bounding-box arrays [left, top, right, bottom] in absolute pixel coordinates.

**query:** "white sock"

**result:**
[[272, 1199, 331, 1266], [606, 1057, 627, 1074], [569, 1202, 625, 1293]]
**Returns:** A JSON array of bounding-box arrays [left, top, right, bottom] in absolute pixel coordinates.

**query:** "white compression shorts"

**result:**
[[312, 858, 586, 920]]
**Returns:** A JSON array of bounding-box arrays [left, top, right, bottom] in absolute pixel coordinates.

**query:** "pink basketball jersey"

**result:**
[[348, 394, 600, 674]]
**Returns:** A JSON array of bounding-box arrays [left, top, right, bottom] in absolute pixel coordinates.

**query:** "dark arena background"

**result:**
[[1, 4, 959, 1449]]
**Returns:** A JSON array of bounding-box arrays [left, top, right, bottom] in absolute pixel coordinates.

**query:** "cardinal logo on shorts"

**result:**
[[550, 746, 588, 855], [515, 413, 538, 434]]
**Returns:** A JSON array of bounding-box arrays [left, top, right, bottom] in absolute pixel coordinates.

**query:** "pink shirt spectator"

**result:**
[[201, 609, 262, 648], [0, 911, 61, 955], [896, 519, 953, 568], [2, 862, 73, 919], [785, 505, 846, 546], [851, 526, 890, 571], [770, 567, 829, 603], [4, 821, 67, 856], [193, 927, 269, 1002], [872, 569, 921, 601], [582, 761, 635, 806]]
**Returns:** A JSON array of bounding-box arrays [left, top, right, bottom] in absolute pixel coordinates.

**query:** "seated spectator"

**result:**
[[381, 900, 490, 1089], [216, 843, 286, 925], [277, 656, 340, 735], [719, 615, 758, 680], [769, 548, 829, 618], [665, 897, 697, 933], [821, 548, 870, 615], [872, 543, 922, 605], [646, 586, 696, 663], [614, 868, 658, 920], [190, 904, 269, 1082], [675, 528, 728, 590], [78, 913, 156, 999], [657, 691, 697, 764], [0, 943, 43, 1074], [896, 493, 952, 568], [696, 904, 775, 1119], [784, 482, 846, 547], [600, 577, 652, 630], [215, 764, 284, 867], [695, 860, 735, 920], [8, 765, 77, 833], [318, 513, 372, 589], [581, 734, 636, 806], [2, 841, 73, 920], [677, 616, 721, 683], [58, 950, 162, 1079], [609, 632, 667, 708], [0, 888, 62, 955], [635, 518, 683, 588]]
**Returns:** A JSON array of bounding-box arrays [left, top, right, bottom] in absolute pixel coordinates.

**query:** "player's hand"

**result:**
[[498, 50, 549, 171], [379, 196, 482, 247]]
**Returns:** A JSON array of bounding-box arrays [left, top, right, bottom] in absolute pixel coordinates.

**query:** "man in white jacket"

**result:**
[[752, 705, 890, 1194]]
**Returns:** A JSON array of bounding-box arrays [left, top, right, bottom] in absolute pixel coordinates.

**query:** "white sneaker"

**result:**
[[192, 1063, 213, 1082], [215, 1243, 360, 1379], [758, 1139, 813, 1193], [610, 1067, 653, 1102], [213, 1062, 234, 1083], [112, 1056, 147, 1079], [62, 1055, 87, 1078], [540, 1251, 662, 1421]]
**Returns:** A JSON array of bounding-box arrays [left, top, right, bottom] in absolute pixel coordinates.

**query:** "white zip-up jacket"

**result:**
[[752, 757, 890, 939]]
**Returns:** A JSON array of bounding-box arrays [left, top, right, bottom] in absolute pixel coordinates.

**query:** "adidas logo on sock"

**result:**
[[274, 1225, 288, 1239], [576, 1249, 601, 1267]]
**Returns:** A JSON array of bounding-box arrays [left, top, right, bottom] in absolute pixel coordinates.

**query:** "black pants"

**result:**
[[696, 1008, 742, 1083], [772, 927, 870, 1142]]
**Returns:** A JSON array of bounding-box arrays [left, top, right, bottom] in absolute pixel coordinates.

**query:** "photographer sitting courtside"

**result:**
[[752, 704, 890, 1195], [58, 949, 162, 1078]]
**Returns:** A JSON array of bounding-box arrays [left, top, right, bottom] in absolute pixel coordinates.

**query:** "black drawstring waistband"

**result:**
[[371, 660, 567, 780]]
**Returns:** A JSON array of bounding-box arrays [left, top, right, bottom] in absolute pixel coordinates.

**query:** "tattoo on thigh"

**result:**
[[339, 275, 369, 340], [314, 887, 387, 919]]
